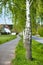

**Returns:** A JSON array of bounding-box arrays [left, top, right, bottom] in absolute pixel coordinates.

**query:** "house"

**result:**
[[0, 20, 13, 34], [0, 18, 13, 30]]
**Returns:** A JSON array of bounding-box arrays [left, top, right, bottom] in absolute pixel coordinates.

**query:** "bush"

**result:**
[[38, 27, 43, 37]]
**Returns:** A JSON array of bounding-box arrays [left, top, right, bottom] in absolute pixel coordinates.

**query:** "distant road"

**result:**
[[32, 36, 43, 44]]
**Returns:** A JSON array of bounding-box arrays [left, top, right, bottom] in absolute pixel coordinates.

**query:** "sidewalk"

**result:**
[[0, 35, 20, 65]]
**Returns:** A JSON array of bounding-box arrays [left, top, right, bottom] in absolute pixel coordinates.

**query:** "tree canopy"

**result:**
[[0, 0, 43, 32]]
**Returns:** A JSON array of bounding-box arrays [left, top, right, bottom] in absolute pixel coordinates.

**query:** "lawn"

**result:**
[[0, 35, 16, 44], [12, 39, 43, 65]]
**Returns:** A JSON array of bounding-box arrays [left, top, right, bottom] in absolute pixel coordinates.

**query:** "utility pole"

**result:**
[[23, 0, 33, 60]]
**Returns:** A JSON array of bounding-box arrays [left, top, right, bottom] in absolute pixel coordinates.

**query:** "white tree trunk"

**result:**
[[23, 0, 32, 60]]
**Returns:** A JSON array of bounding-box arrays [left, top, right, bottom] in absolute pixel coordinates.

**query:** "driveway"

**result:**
[[32, 36, 43, 44], [0, 35, 20, 65]]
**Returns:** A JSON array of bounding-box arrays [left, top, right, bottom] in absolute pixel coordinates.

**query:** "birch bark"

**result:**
[[23, 0, 32, 60]]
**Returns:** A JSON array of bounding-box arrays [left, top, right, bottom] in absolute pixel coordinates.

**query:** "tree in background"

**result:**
[[0, 0, 26, 32], [36, 0, 43, 35], [30, 0, 37, 35]]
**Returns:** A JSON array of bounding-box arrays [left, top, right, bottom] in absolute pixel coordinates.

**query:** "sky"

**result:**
[[0, 7, 13, 25]]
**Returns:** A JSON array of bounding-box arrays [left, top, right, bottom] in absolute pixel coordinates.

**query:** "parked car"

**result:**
[[1, 27, 11, 34]]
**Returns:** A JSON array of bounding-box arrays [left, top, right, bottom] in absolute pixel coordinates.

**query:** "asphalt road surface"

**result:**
[[0, 35, 20, 65], [32, 36, 43, 44]]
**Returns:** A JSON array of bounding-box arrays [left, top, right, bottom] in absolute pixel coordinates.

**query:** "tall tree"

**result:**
[[23, 0, 34, 60]]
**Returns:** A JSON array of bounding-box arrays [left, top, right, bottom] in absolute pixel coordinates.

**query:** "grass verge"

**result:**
[[0, 35, 16, 44], [12, 39, 43, 65]]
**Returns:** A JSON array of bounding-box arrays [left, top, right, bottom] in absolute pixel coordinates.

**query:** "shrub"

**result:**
[[38, 27, 43, 37]]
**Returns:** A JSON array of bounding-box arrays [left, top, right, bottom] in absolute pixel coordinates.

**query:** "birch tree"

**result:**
[[23, 0, 33, 60]]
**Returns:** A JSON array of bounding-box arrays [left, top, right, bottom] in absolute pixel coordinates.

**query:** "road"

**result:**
[[0, 35, 20, 65], [32, 36, 43, 44]]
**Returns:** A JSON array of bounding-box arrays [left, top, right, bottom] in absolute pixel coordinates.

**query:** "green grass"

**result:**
[[0, 35, 16, 44], [12, 39, 43, 65]]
